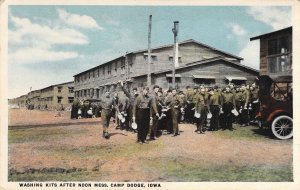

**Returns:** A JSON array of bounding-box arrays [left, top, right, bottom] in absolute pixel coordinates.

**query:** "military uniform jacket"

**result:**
[[186, 89, 194, 103], [133, 94, 157, 117], [250, 88, 259, 102], [100, 95, 115, 111], [221, 92, 236, 107], [192, 92, 199, 105], [195, 93, 209, 113], [209, 93, 221, 106], [117, 93, 130, 112], [235, 91, 243, 102], [122, 86, 138, 106], [241, 90, 250, 105], [150, 93, 159, 117], [165, 94, 183, 109]]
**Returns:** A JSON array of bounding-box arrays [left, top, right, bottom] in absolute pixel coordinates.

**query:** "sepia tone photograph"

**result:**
[[1, 1, 299, 189]]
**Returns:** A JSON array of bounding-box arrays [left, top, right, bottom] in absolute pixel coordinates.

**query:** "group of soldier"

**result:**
[[71, 81, 260, 144]]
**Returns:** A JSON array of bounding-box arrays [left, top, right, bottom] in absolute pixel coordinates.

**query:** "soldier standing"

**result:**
[[249, 83, 259, 122], [240, 84, 250, 126], [132, 87, 154, 144], [221, 86, 236, 130], [165, 88, 183, 137], [120, 81, 139, 132], [71, 98, 80, 119], [209, 86, 222, 131], [148, 85, 160, 140], [185, 86, 194, 123], [100, 91, 115, 139], [195, 87, 210, 134], [116, 84, 130, 130]]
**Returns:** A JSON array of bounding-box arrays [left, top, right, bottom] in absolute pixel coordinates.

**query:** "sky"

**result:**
[[8, 6, 291, 98]]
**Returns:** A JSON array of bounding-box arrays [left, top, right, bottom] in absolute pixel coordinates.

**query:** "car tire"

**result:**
[[271, 115, 293, 140]]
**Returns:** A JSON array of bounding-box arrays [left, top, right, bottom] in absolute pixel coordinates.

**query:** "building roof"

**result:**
[[73, 39, 243, 77], [39, 81, 74, 91], [131, 56, 258, 79], [250, 26, 292, 41]]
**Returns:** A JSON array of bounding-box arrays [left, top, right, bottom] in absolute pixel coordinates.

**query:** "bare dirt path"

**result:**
[[8, 109, 293, 181]]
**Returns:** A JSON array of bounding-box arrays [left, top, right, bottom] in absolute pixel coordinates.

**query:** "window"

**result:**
[[267, 36, 291, 75], [92, 70, 95, 78], [169, 56, 173, 62], [97, 68, 99, 77], [121, 59, 125, 70], [103, 66, 105, 76], [84, 90, 87, 97], [68, 87, 74, 93], [115, 62, 118, 71], [144, 55, 157, 61], [57, 96, 62, 103], [57, 87, 62, 93], [96, 89, 100, 98], [89, 72, 91, 79], [108, 64, 112, 75], [68, 97, 74, 103]]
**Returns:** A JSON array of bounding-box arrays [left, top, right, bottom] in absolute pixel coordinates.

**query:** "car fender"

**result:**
[[267, 109, 291, 123]]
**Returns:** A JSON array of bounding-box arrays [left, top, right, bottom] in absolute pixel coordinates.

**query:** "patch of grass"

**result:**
[[143, 157, 293, 182], [212, 125, 274, 141], [8, 127, 89, 144], [36, 140, 164, 160]]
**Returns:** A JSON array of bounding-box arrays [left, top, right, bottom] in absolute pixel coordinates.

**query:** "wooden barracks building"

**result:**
[[9, 81, 74, 110], [73, 39, 259, 99]]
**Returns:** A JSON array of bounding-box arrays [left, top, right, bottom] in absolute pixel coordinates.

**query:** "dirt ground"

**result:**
[[8, 108, 293, 182]]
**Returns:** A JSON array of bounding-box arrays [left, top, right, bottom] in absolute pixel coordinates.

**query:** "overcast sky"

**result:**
[[8, 6, 291, 98]]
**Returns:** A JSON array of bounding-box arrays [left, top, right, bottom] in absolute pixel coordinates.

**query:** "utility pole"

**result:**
[[172, 21, 179, 88], [147, 15, 152, 87]]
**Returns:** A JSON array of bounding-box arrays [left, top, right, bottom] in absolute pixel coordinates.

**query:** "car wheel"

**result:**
[[271, 115, 293, 140]]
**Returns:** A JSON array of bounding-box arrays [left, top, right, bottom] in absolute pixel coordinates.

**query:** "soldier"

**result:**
[[165, 88, 183, 137], [240, 84, 250, 126], [191, 86, 199, 124], [234, 87, 243, 124], [221, 86, 236, 130], [209, 86, 222, 131], [164, 89, 173, 134], [132, 87, 156, 144], [185, 86, 194, 123], [194, 87, 210, 134], [156, 88, 166, 133], [148, 85, 160, 140], [178, 90, 186, 123], [71, 98, 80, 119], [100, 91, 115, 139], [116, 84, 130, 130], [249, 83, 259, 122], [120, 82, 139, 132]]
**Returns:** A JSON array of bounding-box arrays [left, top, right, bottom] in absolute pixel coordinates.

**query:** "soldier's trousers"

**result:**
[[250, 102, 259, 121], [171, 108, 180, 134], [222, 103, 233, 129], [149, 116, 158, 138], [210, 105, 220, 130], [101, 109, 112, 134], [186, 103, 195, 123], [196, 108, 207, 132], [240, 101, 249, 125], [136, 108, 150, 142]]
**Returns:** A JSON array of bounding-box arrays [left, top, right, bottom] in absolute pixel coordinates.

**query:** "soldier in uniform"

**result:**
[[164, 89, 173, 134], [71, 98, 80, 119], [120, 81, 139, 132], [133, 87, 157, 144], [209, 86, 222, 131], [249, 83, 259, 122], [221, 86, 236, 130], [165, 88, 183, 137], [148, 85, 160, 140], [191, 86, 199, 124], [185, 86, 194, 123], [194, 87, 210, 133], [116, 84, 130, 130], [240, 84, 250, 126], [100, 91, 115, 139]]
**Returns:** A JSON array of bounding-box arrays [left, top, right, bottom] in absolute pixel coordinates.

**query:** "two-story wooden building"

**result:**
[[250, 26, 292, 77], [73, 39, 259, 99], [10, 81, 74, 110]]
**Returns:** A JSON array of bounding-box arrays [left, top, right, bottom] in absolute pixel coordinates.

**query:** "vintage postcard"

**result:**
[[1, 0, 300, 189]]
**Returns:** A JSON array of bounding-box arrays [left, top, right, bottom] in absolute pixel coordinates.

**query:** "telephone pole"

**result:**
[[147, 15, 152, 87], [172, 21, 179, 88]]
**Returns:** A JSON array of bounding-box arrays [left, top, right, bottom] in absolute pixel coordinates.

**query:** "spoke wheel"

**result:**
[[271, 115, 293, 140]]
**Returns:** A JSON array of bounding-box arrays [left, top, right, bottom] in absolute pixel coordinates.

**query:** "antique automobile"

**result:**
[[257, 75, 293, 140]]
